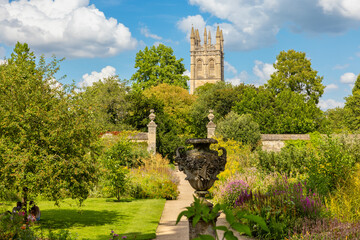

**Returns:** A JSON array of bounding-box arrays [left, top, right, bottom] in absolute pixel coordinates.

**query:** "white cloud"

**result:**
[[340, 72, 357, 84], [226, 70, 248, 86], [183, 69, 191, 77], [179, 0, 360, 51], [79, 66, 116, 88], [318, 0, 360, 20], [356, 52, 360, 57], [318, 99, 345, 110], [252, 60, 276, 83], [0, 0, 137, 58], [325, 83, 338, 92], [224, 61, 237, 75], [333, 63, 349, 70], [0, 59, 7, 65], [140, 26, 162, 40]]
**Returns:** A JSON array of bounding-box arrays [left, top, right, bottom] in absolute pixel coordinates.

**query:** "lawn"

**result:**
[[3, 198, 166, 240]]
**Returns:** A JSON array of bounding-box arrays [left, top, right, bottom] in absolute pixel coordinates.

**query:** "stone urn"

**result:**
[[175, 138, 227, 199]]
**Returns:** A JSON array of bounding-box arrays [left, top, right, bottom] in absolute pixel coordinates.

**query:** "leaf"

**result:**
[[242, 214, 269, 232], [215, 226, 228, 232], [224, 230, 238, 240], [230, 222, 252, 237], [193, 214, 201, 227], [176, 210, 187, 224], [195, 235, 216, 240], [223, 209, 235, 225]]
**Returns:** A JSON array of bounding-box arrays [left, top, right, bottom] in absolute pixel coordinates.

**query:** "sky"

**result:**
[[0, 0, 360, 110]]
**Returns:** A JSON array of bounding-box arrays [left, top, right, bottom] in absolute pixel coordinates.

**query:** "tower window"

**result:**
[[197, 59, 203, 77], [209, 59, 215, 76]]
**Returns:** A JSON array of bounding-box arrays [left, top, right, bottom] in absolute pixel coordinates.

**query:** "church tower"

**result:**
[[190, 26, 224, 94]]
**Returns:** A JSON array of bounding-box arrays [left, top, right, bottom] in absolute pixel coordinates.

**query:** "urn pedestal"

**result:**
[[175, 138, 227, 239]]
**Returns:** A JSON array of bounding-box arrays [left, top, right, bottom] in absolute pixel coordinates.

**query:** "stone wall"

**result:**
[[261, 134, 310, 152]]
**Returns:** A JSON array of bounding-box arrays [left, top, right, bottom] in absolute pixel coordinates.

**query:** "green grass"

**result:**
[[4, 198, 165, 240]]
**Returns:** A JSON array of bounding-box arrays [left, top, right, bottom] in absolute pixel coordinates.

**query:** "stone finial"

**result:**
[[208, 109, 214, 122], [207, 110, 216, 138], [147, 109, 157, 154], [149, 109, 156, 122]]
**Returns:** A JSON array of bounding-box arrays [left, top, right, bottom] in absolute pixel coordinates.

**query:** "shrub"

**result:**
[[307, 135, 355, 196], [216, 112, 261, 150], [256, 144, 311, 176], [214, 179, 249, 206], [289, 218, 360, 240], [234, 177, 323, 239], [325, 163, 360, 223], [128, 154, 179, 200]]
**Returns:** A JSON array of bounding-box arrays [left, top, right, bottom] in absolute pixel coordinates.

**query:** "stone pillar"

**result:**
[[147, 109, 157, 154], [207, 110, 216, 138]]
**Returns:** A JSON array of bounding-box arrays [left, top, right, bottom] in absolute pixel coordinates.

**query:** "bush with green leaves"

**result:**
[[128, 154, 179, 200], [307, 135, 356, 197], [100, 137, 149, 200], [256, 142, 311, 175], [176, 196, 269, 240], [216, 112, 261, 150]]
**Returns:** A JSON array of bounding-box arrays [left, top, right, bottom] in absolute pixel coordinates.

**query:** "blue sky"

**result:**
[[1, 0, 360, 110]]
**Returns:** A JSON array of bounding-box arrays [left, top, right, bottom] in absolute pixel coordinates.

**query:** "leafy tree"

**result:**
[[216, 112, 261, 150], [131, 44, 189, 90], [320, 107, 349, 133], [100, 137, 148, 200], [267, 49, 325, 103], [344, 74, 360, 131], [80, 76, 131, 132], [233, 86, 277, 134], [190, 82, 246, 137], [234, 87, 323, 134], [143, 84, 195, 160], [0, 43, 99, 206]]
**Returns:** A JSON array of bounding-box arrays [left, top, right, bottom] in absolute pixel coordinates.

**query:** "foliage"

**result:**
[[100, 136, 148, 200], [177, 196, 269, 240], [80, 76, 131, 132], [129, 154, 179, 200], [320, 107, 349, 133], [266, 49, 324, 104], [143, 83, 195, 160], [0, 211, 36, 239], [325, 163, 360, 223], [307, 135, 355, 197], [234, 87, 323, 134], [190, 82, 246, 137], [216, 112, 261, 150], [0, 42, 99, 206], [344, 74, 360, 131], [214, 180, 249, 207], [288, 218, 360, 240], [256, 143, 311, 175], [131, 44, 189, 90], [234, 178, 323, 239]]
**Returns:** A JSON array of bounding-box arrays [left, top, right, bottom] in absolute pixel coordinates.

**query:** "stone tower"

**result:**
[[190, 26, 224, 94]]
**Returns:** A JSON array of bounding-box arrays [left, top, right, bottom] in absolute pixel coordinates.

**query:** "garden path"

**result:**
[[155, 170, 253, 240]]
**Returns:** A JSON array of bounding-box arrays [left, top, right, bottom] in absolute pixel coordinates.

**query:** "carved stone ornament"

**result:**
[[175, 138, 226, 198]]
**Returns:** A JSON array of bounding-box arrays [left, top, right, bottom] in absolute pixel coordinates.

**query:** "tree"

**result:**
[[143, 84, 195, 160], [216, 112, 261, 150], [267, 49, 325, 104], [80, 76, 131, 132], [234, 87, 323, 134], [344, 74, 360, 131], [0, 43, 99, 207], [131, 44, 189, 90], [190, 82, 246, 137]]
